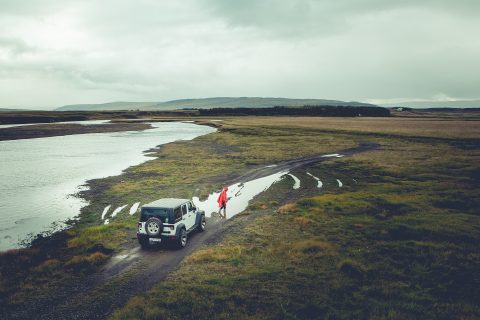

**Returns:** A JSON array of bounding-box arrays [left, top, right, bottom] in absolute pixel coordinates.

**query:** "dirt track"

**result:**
[[4, 142, 378, 320]]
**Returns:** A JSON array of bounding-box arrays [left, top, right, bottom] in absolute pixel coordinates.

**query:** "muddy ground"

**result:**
[[2, 142, 377, 320]]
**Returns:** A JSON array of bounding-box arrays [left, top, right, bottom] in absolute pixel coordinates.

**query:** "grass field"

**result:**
[[1, 115, 479, 319], [221, 116, 480, 139], [107, 116, 480, 319]]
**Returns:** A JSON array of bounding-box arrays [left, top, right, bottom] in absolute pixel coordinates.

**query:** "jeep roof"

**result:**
[[141, 198, 190, 209]]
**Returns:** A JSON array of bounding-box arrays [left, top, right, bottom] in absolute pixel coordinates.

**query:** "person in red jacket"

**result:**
[[217, 185, 228, 219]]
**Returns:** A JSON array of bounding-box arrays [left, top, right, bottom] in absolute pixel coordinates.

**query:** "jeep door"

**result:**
[[187, 201, 197, 228], [181, 203, 195, 231]]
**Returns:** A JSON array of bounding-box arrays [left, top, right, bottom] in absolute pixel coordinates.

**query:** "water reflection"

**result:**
[[0, 122, 215, 251]]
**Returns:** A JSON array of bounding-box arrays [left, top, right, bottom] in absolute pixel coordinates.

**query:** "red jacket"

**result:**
[[217, 187, 228, 207]]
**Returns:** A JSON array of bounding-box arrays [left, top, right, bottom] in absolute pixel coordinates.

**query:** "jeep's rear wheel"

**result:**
[[177, 228, 187, 248], [197, 215, 206, 232], [145, 217, 163, 236]]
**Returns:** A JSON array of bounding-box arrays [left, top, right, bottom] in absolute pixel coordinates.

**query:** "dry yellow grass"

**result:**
[[292, 216, 314, 228], [277, 203, 299, 214], [186, 245, 245, 264], [222, 116, 480, 139]]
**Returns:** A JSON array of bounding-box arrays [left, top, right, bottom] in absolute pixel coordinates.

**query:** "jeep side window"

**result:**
[[181, 204, 187, 216], [174, 207, 182, 222], [187, 201, 195, 211]]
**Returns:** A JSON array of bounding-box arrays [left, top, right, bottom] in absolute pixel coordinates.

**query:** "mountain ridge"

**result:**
[[55, 97, 377, 111]]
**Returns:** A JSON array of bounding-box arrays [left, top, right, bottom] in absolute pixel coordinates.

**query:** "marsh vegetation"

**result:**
[[1, 114, 479, 319]]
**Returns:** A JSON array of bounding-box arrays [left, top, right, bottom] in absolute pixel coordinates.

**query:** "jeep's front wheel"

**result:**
[[197, 215, 206, 232], [177, 228, 187, 248]]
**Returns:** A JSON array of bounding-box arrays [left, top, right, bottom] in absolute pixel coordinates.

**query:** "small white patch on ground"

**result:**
[[104, 219, 110, 225], [353, 178, 358, 184], [193, 171, 288, 219], [287, 173, 301, 189], [111, 205, 128, 218], [336, 179, 343, 187], [322, 153, 340, 157], [129, 202, 141, 215], [101, 205, 111, 220], [265, 164, 278, 168], [306, 172, 323, 188]]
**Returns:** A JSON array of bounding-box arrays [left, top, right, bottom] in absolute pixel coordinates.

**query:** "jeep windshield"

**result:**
[[140, 208, 172, 223]]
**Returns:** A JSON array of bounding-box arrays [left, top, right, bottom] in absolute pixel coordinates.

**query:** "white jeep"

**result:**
[[137, 198, 206, 249]]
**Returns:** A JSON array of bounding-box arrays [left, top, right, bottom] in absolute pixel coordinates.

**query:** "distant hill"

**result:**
[[55, 97, 377, 111], [383, 100, 480, 109]]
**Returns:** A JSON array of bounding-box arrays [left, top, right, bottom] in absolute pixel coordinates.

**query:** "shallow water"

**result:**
[[287, 173, 301, 189], [192, 152, 349, 220], [193, 171, 288, 218], [306, 171, 323, 188], [0, 122, 215, 251], [0, 119, 111, 129]]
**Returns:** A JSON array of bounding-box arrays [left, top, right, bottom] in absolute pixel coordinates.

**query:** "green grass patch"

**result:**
[[110, 128, 480, 319]]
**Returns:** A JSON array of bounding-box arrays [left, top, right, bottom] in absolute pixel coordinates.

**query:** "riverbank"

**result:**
[[0, 122, 153, 141], [1, 115, 479, 319]]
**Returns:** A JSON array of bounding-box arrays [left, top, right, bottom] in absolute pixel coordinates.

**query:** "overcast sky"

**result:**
[[1, 0, 479, 109]]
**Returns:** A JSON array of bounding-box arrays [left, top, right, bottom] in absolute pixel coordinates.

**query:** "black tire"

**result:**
[[197, 215, 206, 232], [177, 228, 187, 249], [139, 238, 149, 249], [145, 217, 163, 237]]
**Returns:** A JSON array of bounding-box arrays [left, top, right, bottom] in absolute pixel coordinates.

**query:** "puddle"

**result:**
[[101, 205, 111, 220], [336, 179, 343, 187], [287, 174, 301, 189], [105, 149, 349, 224], [322, 153, 344, 158], [306, 172, 323, 188], [193, 171, 288, 219], [129, 202, 141, 215], [111, 205, 127, 218]]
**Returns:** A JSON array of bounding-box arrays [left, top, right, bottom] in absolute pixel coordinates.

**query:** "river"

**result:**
[[0, 122, 215, 251]]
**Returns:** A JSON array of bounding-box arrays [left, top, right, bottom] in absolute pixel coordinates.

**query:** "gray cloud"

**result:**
[[0, 0, 479, 108]]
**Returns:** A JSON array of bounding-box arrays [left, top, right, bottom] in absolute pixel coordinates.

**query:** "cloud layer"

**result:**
[[0, 0, 479, 108]]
